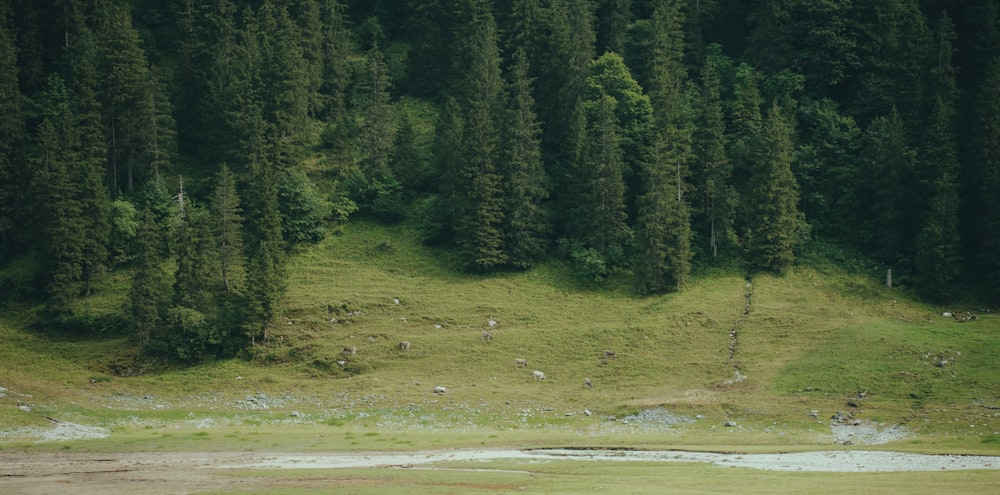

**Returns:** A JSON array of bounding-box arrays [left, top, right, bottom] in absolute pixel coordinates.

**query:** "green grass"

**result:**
[[204, 461, 1000, 495], [1, 220, 999, 456]]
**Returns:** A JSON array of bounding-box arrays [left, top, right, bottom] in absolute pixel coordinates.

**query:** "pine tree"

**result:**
[[359, 43, 395, 182], [596, 0, 632, 55], [914, 11, 961, 298], [243, 165, 286, 343], [636, 130, 692, 293], [67, 39, 111, 297], [391, 110, 425, 193], [93, 0, 156, 192], [175, 0, 238, 166], [975, 56, 1000, 295], [0, 1, 24, 258], [745, 103, 801, 273], [456, 7, 507, 270], [568, 94, 630, 254], [502, 48, 549, 269], [31, 115, 83, 316], [173, 204, 218, 312], [211, 164, 245, 293], [129, 205, 170, 347], [862, 109, 915, 263], [258, 1, 310, 147], [692, 55, 733, 257], [534, 0, 595, 162]]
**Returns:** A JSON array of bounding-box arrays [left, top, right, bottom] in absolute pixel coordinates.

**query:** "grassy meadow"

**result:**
[[1, 221, 999, 492]]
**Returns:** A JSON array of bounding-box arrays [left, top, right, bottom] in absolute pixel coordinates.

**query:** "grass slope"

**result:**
[[1, 220, 998, 453]]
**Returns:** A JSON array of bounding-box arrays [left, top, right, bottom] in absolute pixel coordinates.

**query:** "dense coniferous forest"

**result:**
[[1, 0, 998, 361]]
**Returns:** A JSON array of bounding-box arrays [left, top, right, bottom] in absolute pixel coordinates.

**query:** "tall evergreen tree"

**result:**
[[359, 43, 395, 182], [975, 56, 1000, 295], [93, 0, 156, 193], [567, 94, 630, 254], [596, 0, 632, 55], [30, 114, 83, 315], [745, 103, 801, 273], [914, 11, 961, 298], [258, 1, 310, 150], [862, 109, 915, 263], [173, 204, 218, 312], [129, 204, 170, 347], [0, 1, 24, 258], [211, 164, 245, 293], [243, 165, 286, 343], [66, 34, 111, 297], [534, 0, 595, 163], [692, 55, 733, 258], [501, 48, 549, 268], [636, 130, 692, 293], [455, 6, 507, 270]]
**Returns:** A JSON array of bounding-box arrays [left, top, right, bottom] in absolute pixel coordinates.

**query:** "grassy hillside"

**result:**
[[1, 221, 998, 452]]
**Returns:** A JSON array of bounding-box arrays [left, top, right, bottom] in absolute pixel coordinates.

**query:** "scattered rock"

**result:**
[[724, 421, 737, 427], [434, 386, 447, 394]]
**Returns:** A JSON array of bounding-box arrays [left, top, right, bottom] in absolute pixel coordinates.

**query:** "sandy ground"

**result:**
[[2, 448, 999, 495]]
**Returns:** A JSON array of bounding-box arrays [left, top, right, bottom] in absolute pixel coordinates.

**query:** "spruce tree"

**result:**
[[93, 0, 156, 192], [975, 56, 1000, 295], [359, 43, 395, 182], [211, 164, 245, 293], [0, 1, 24, 258], [745, 103, 801, 273], [243, 165, 286, 343], [502, 48, 549, 269], [692, 55, 733, 258], [31, 115, 83, 316], [569, 94, 630, 254], [914, 11, 961, 298], [534, 0, 595, 162], [636, 130, 692, 293], [862, 109, 915, 263], [173, 204, 218, 312], [456, 7, 507, 270], [129, 205, 170, 347]]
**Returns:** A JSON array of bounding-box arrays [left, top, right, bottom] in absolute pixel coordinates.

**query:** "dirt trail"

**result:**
[[2, 448, 999, 495]]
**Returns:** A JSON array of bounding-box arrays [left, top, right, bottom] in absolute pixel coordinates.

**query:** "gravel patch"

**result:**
[[0, 421, 110, 442], [212, 448, 1000, 473]]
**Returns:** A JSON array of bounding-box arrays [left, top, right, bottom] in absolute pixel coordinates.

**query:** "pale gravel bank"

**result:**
[[217, 448, 1000, 472]]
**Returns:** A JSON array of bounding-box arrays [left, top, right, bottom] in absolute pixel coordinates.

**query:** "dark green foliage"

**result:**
[[4, 0, 1000, 364], [913, 12, 961, 299], [501, 48, 549, 268], [243, 165, 286, 342], [108, 199, 139, 266], [211, 164, 244, 293], [390, 110, 427, 194], [455, 8, 507, 271], [636, 131, 692, 293], [173, 204, 217, 310], [565, 95, 630, 255], [358, 44, 395, 181], [31, 116, 83, 316], [975, 57, 1000, 296], [129, 205, 170, 347], [691, 54, 734, 258], [744, 103, 802, 274], [93, 0, 158, 193], [278, 167, 332, 247], [795, 99, 862, 240], [0, 1, 24, 259], [862, 109, 914, 263]]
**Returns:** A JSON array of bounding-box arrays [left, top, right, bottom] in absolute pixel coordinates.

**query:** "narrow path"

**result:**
[[726, 277, 753, 382]]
